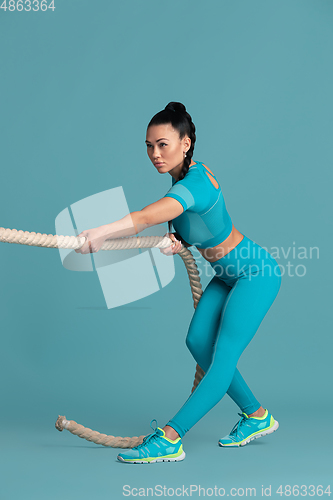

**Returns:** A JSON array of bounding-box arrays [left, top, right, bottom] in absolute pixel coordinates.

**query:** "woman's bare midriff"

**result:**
[[196, 224, 245, 263]]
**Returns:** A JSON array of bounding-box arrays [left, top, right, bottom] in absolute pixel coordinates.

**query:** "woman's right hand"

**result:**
[[160, 232, 182, 256]]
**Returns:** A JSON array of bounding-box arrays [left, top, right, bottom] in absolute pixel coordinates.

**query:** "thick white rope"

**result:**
[[1, 226, 206, 447]]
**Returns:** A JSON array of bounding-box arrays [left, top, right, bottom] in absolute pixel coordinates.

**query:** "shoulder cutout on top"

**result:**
[[201, 163, 220, 190]]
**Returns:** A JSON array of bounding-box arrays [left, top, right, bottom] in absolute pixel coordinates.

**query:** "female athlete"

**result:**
[[75, 102, 282, 464]]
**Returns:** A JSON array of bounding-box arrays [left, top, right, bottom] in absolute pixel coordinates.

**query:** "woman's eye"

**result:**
[[146, 143, 167, 148]]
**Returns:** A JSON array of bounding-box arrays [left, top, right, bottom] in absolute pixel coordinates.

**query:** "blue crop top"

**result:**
[[163, 161, 233, 249]]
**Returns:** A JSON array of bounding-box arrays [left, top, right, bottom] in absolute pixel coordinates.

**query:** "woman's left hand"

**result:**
[[160, 232, 182, 256], [75, 226, 108, 254]]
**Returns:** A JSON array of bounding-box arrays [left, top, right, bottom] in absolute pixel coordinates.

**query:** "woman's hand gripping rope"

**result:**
[[74, 226, 109, 254], [159, 232, 182, 256]]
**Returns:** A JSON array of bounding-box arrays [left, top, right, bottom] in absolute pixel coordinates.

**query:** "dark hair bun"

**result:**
[[165, 102, 186, 114]]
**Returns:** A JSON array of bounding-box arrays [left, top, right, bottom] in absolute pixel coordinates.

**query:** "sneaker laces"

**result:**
[[229, 412, 251, 438], [132, 419, 160, 450]]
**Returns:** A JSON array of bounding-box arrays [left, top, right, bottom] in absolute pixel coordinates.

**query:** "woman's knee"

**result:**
[[185, 329, 205, 355], [185, 331, 198, 353]]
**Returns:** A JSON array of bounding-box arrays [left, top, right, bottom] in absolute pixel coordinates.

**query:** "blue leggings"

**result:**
[[166, 235, 282, 438]]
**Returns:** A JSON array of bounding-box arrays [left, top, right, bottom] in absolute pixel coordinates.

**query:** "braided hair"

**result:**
[[147, 102, 196, 234]]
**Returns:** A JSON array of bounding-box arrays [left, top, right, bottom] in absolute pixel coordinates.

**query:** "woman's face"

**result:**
[[145, 123, 191, 178]]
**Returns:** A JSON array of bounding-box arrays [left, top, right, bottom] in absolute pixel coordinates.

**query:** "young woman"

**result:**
[[75, 102, 282, 464]]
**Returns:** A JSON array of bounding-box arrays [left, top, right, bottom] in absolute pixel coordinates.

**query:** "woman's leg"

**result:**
[[186, 275, 261, 415], [165, 266, 281, 439]]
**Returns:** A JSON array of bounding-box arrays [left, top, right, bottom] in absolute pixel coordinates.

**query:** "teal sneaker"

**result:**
[[117, 419, 185, 464], [219, 409, 279, 447]]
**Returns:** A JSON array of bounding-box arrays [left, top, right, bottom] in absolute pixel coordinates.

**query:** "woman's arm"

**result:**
[[102, 197, 184, 239], [140, 197, 184, 227], [102, 211, 147, 240], [75, 197, 184, 254]]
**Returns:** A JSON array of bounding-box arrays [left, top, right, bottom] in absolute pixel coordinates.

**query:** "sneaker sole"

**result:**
[[218, 420, 279, 447], [117, 451, 186, 464]]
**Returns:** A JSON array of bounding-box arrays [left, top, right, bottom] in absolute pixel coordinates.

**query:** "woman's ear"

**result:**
[[183, 136, 191, 151]]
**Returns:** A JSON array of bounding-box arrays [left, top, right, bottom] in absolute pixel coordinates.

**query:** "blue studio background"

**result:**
[[0, 1, 332, 499]]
